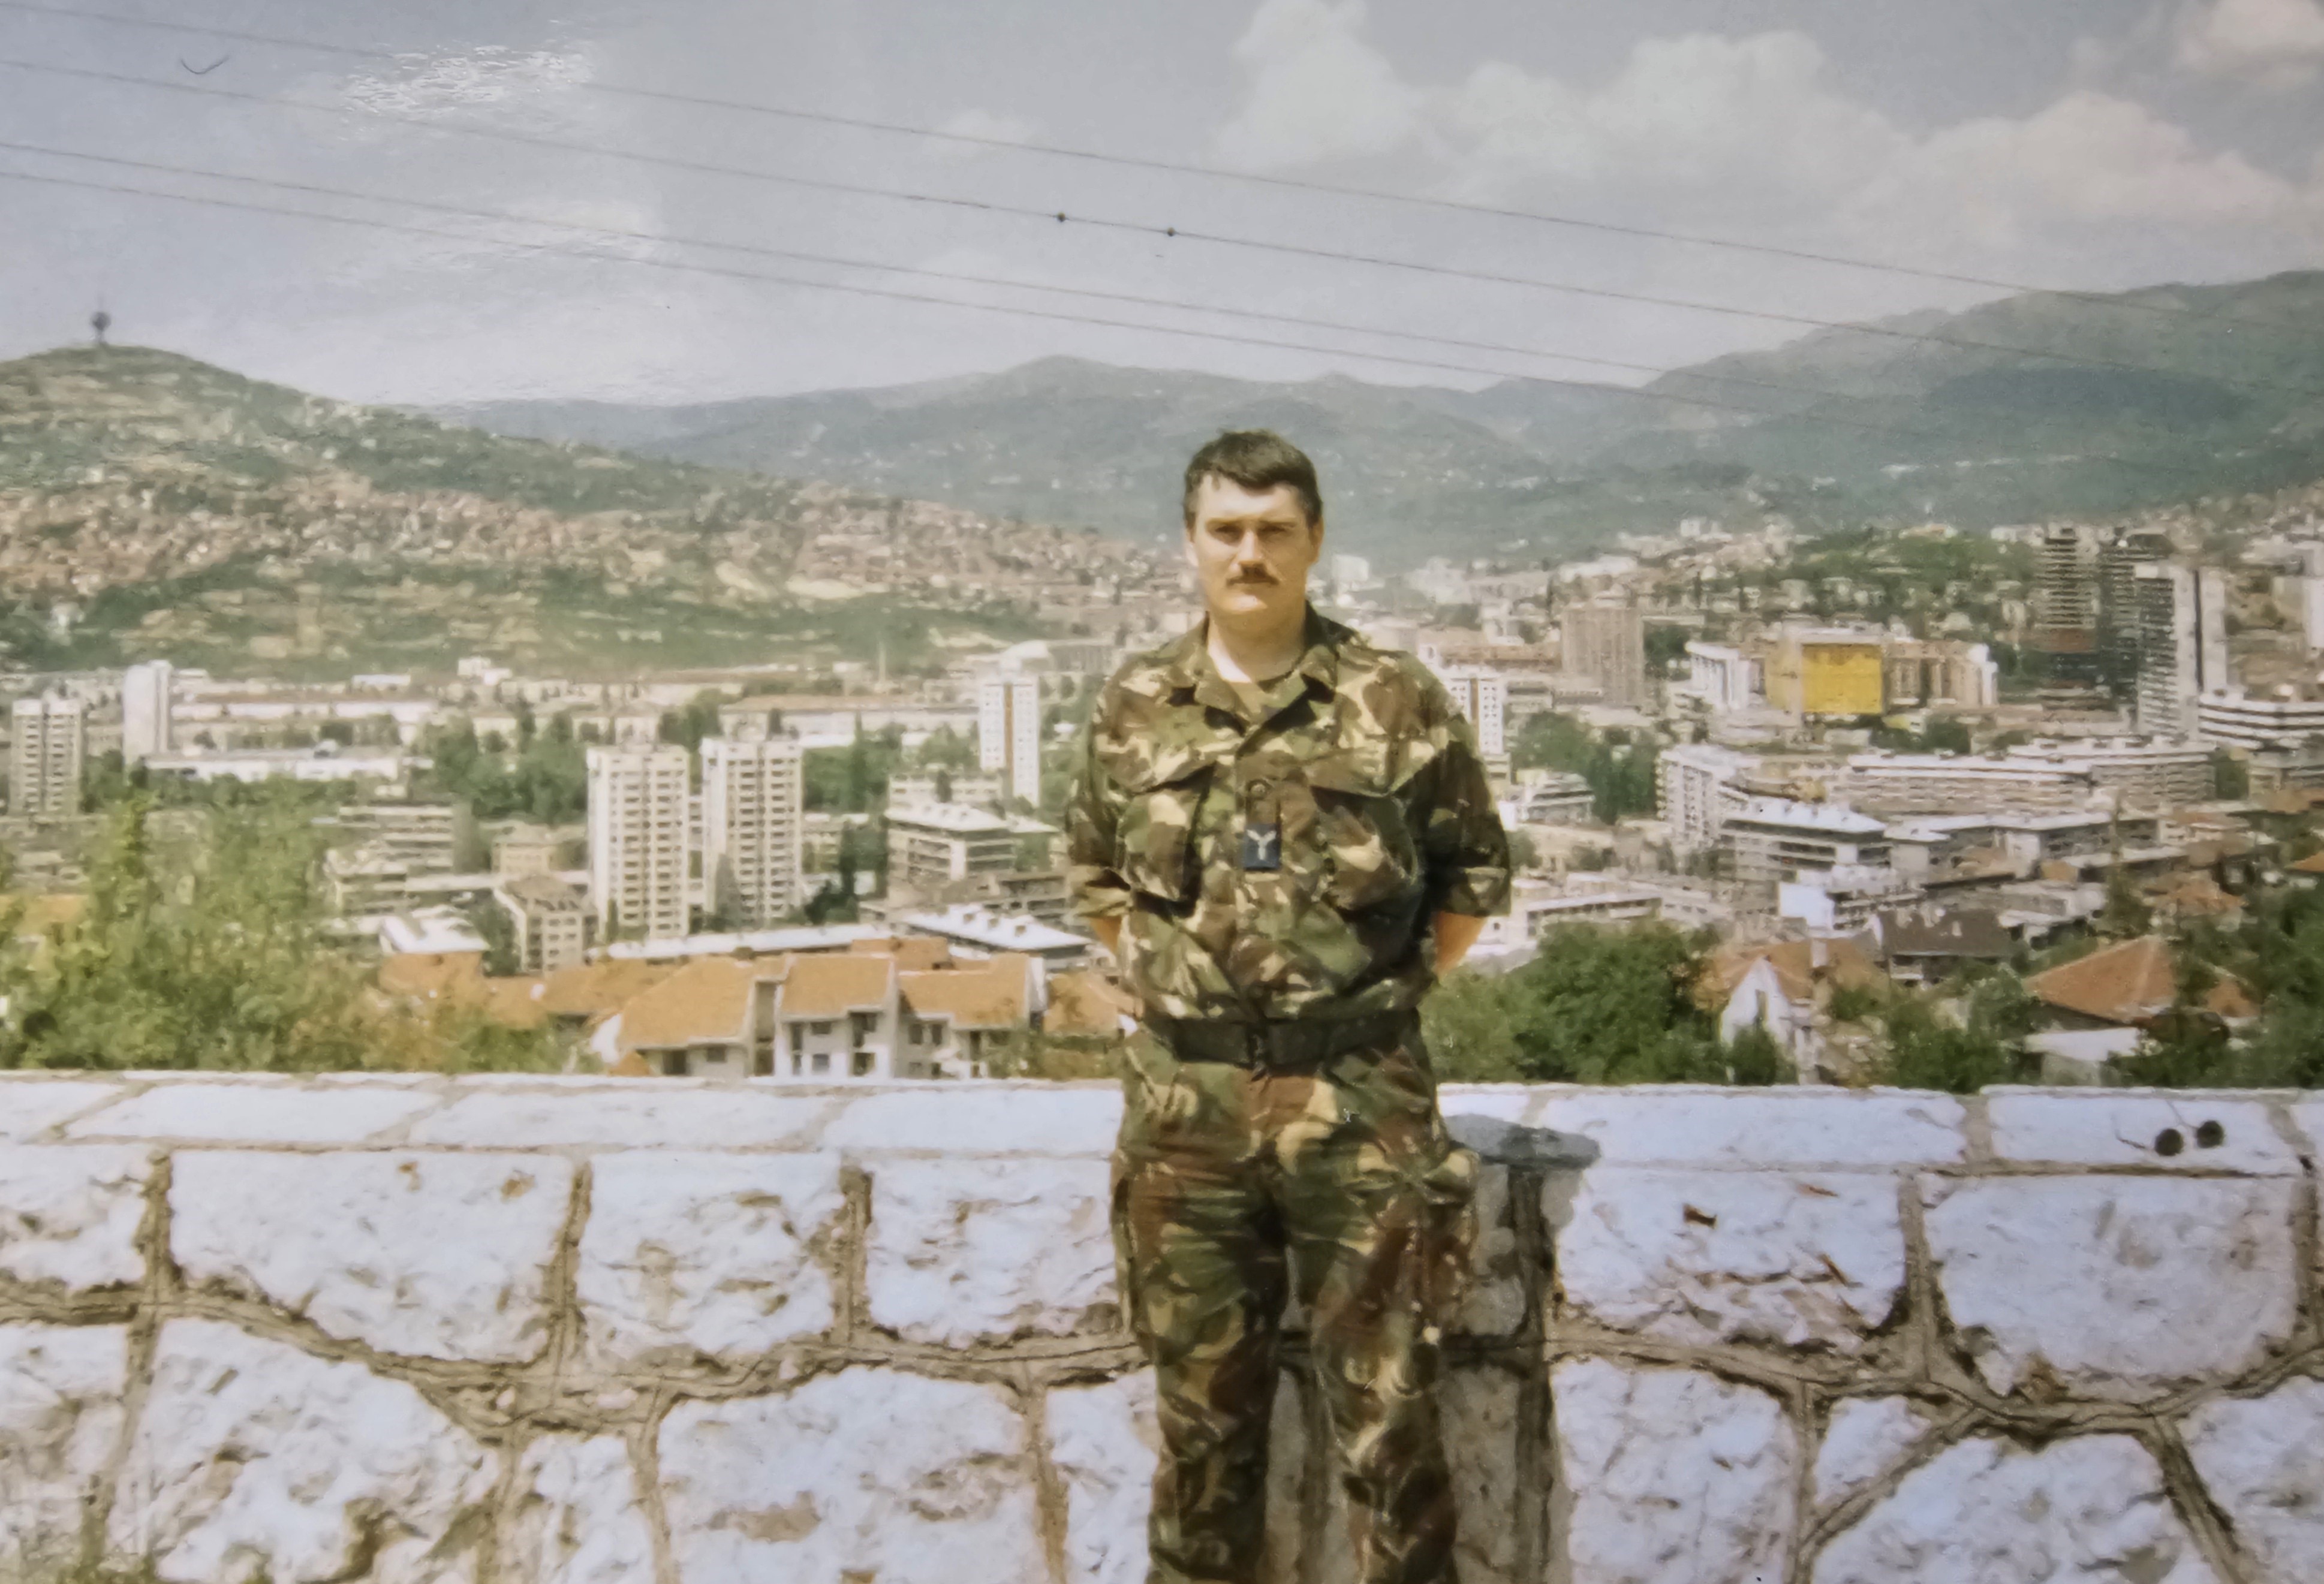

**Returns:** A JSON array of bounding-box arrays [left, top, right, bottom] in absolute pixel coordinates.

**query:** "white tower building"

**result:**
[[10, 696, 86, 815], [979, 675, 1042, 809], [586, 744, 690, 941], [1431, 665, 1509, 757], [122, 660, 174, 766], [702, 735, 805, 927]]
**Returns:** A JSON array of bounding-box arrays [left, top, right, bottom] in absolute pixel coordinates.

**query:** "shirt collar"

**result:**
[[1166, 604, 1344, 719]]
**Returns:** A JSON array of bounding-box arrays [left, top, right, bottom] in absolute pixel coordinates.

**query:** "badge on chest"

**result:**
[[1241, 778, 1281, 871]]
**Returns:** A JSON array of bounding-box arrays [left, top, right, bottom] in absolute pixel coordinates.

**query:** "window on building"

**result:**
[[812, 1021, 835, 1037], [852, 1050, 874, 1077], [659, 1050, 689, 1077], [811, 1051, 829, 1074]]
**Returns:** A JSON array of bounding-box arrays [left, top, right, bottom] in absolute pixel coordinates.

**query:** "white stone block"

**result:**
[[1556, 1169, 1904, 1352], [1554, 1358, 1796, 1584], [0, 1080, 125, 1140], [0, 1145, 149, 1292], [1436, 1086, 1537, 1125], [409, 1088, 829, 1149], [0, 1323, 128, 1566], [1986, 1093, 2298, 1173], [1813, 1396, 1935, 1507], [118, 1320, 493, 1584], [67, 1083, 436, 1143], [1535, 1089, 1965, 1167], [1921, 1176, 2296, 1399], [2293, 1099, 2324, 1159], [1047, 1373, 1160, 1584], [658, 1367, 1045, 1584], [501, 1434, 658, 1584], [1811, 1434, 2218, 1583], [171, 1151, 572, 1362], [866, 1156, 1115, 1346], [577, 1151, 846, 1365], [821, 1085, 1121, 1154], [2183, 1377, 2324, 1584]]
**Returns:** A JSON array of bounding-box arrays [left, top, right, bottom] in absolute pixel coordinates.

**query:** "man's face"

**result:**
[[1184, 475, 1322, 629]]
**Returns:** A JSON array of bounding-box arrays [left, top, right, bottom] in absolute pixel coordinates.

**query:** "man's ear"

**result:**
[[1182, 524, 1200, 571]]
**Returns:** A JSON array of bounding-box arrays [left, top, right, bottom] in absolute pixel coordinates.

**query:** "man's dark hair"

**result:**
[[1182, 430, 1322, 532]]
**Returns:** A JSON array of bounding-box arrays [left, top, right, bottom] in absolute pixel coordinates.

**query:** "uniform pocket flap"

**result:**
[[1305, 737, 1435, 797]]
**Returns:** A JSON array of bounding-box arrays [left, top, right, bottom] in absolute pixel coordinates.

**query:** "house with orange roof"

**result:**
[[596, 945, 1050, 1079], [2024, 936, 2257, 1032]]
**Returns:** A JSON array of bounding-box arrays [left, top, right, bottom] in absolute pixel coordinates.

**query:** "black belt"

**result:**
[[1143, 1008, 1416, 1072]]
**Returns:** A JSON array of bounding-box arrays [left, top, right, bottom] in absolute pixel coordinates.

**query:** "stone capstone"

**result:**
[[1535, 1091, 1965, 1168], [0, 1145, 149, 1293], [577, 1151, 846, 1365], [657, 1366, 1046, 1584], [864, 1155, 1116, 1346], [1046, 1372, 1160, 1584], [1553, 1358, 1796, 1584], [821, 1086, 1121, 1154], [116, 1319, 493, 1584], [170, 1151, 572, 1362], [0, 1323, 129, 1566], [68, 1082, 436, 1143], [1813, 1395, 1938, 1507], [500, 1434, 658, 1584], [1921, 1176, 2297, 1399], [1811, 1434, 2219, 1583], [1555, 1168, 1905, 1352], [409, 1088, 829, 1149], [2182, 1377, 2324, 1584], [1985, 1093, 2297, 1175]]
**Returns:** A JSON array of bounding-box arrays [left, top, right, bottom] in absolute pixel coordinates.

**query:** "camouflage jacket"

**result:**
[[1066, 606, 1511, 1022]]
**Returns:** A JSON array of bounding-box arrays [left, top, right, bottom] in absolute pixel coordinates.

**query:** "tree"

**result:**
[[1492, 923, 1727, 1083], [467, 897, 520, 977]]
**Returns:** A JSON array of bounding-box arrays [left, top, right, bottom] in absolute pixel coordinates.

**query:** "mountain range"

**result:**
[[452, 269, 2324, 564]]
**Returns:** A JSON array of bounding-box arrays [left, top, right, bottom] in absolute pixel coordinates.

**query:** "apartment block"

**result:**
[[1560, 603, 1648, 707], [1723, 797, 1891, 890], [2133, 562, 2230, 737], [1657, 742, 1763, 852], [587, 744, 690, 941], [1683, 641, 1757, 712], [978, 675, 1042, 808], [701, 736, 805, 929], [10, 695, 86, 816], [2199, 691, 2324, 754], [887, 802, 1047, 888], [339, 802, 459, 876], [495, 873, 592, 974], [1431, 664, 1509, 757]]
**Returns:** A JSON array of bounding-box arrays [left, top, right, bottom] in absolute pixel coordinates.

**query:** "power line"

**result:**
[[0, 0, 2308, 342], [3, 53, 2320, 405], [0, 156, 2237, 488], [0, 133, 2003, 417]]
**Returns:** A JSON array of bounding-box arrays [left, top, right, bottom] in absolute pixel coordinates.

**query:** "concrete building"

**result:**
[[1881, 640, 1998, 709], [1723, 797, 1891, 890], [2133, 562, 2230, 736], [2032, 523, 2100, 685], [701, 736, 805, 928], [587, 744, 690, 941], [1657, 743, 1763, 852], [886, 771, 1003, 811], [121, 660, 173, 766], [1763, 628, 1886, 719], [1560, 603, 1647, 707], [886, 802, 1050, 889], [1432, 665, 1509, 757], [339, 802, 459, 877], [1503, 771, 1596, 827], [9, 695, 86, 816], [1844, 751, 2093, 815], [978, 675, 1042, 808], [2197, 691, 2324, 754], [495, 874, 591, 974], [143, 745, 413, 785], [1683, 642, 1757, 712], [491, 823, 565, 877]]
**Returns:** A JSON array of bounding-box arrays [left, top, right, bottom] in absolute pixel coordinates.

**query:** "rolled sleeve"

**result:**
[[1064, 716, 1134, 920], [1420, 701, 1512, 918]]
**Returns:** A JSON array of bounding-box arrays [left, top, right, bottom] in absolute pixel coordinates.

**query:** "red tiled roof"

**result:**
[[900, 954, 1032, 1031], [778, 953, 895, 1018], [618, 957, 761, 1053], [2026, 936, 2257, 1026]]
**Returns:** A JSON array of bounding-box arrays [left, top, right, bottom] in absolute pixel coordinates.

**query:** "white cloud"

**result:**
[[342, 46, 597, 119], [1209, 6, 2324, 273], [2175, 0, 2324, 88], [1211, 0, 1427, 170]]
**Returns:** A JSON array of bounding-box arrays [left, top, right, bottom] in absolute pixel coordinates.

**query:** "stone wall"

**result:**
[[2, 1071, 2320, 1583]]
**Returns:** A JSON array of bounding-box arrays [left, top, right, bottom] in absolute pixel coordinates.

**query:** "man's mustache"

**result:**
[[1228, 570, 1279, 585]]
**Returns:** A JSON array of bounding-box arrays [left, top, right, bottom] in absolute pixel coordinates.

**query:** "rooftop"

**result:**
[[1727, 797, 1888, 836]]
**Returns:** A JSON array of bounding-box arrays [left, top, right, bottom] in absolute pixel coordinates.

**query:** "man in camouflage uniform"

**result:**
[[1067, 430, 1511, 1584]]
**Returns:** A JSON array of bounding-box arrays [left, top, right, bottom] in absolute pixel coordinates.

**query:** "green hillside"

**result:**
[[458, 270, 2324, 562]]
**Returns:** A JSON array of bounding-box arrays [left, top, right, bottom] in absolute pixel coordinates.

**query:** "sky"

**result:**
[[0, 0, 2319, 406]]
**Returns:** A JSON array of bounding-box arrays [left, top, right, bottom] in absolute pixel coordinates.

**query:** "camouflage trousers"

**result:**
[[1109, 1020, 1480, 1584]]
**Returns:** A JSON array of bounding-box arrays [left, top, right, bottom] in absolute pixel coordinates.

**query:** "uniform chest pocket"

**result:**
[[1111, 763, 1211, 905], [1304, 747, 1427, 913]]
